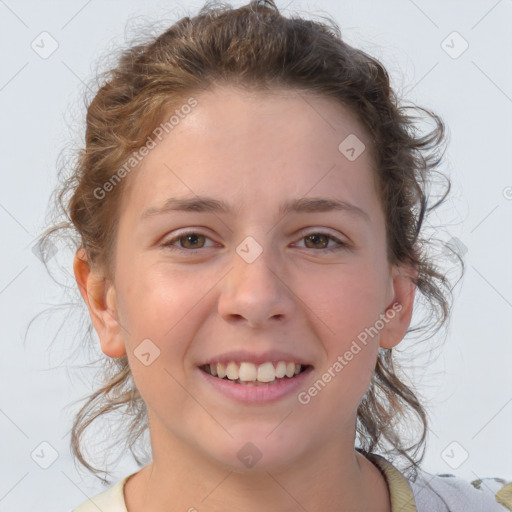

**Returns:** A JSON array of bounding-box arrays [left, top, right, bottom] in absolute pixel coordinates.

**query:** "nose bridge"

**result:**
[[218, 234, 294, 327], [233, 234, 283, 299]]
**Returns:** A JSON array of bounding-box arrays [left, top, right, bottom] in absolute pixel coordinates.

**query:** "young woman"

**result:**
[[38, 1, 511, 511]]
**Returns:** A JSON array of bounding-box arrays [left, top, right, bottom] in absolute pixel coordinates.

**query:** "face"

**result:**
[[79, 85, 415, 474]]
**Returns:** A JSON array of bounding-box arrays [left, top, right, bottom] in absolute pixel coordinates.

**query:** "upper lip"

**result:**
[[200, 349, 313, 367]]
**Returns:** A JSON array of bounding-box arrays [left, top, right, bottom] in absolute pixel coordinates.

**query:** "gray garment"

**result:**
[[410, 470, 509, 511]]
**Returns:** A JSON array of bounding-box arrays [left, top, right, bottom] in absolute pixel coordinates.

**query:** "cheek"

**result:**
[[117, 262, 205, 339], [300, 264, 384, 399], [297, 343, 378, 436], [115, 263, 215, 397], [305, 261, 388, 341], [116, 267, 201, 412]]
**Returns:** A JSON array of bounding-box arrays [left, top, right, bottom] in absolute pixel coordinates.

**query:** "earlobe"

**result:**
[[379, 264, 417, 350], [73, 249, 127, 358]]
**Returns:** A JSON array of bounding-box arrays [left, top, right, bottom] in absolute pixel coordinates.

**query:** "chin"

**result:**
[[207, 429, 305, 473]]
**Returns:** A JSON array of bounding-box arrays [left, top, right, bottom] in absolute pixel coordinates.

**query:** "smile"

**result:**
[[198, 362, 314, 403], [201, 361, 310, 384]]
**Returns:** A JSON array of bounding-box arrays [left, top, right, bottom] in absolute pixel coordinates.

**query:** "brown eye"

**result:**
[[304, 233, 330, 249], [178, 233, 206, 249], [162, 231, 213, 251], [295, 231, 348, 253]]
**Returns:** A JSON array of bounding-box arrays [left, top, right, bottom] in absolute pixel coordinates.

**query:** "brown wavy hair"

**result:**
[[37, 0, 464, 481]]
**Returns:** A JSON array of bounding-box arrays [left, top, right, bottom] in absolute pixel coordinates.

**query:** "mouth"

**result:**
[[199, 361, 312, 386]]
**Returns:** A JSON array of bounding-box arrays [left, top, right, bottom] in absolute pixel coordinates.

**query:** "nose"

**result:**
[[217, 244, 295, 329]]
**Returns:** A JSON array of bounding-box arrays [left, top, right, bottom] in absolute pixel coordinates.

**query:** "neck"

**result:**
[[124, 423, 391, 512]]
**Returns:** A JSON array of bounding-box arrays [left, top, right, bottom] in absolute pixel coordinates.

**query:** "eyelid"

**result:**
[[296, 227, 348, 242]]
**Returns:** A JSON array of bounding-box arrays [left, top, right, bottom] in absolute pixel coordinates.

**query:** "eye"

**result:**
[[295, 231, 348, 253], [161, 231, 216, 252]]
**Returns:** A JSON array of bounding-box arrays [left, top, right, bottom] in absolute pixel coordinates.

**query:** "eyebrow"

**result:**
[[140, 196, 371, 223]]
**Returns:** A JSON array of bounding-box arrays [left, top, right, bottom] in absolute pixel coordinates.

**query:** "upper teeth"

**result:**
[[208, 361, 302, 382]]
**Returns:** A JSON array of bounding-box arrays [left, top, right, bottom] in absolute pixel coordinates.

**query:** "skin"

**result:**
[[74, 85, 417, 512]]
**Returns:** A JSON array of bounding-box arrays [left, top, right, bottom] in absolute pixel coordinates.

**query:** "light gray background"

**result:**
[[0, 0, 511, 510]]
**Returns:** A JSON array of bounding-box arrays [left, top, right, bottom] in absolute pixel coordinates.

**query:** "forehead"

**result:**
[[171, 85, 373, 159], [120, 85, 380, 222]]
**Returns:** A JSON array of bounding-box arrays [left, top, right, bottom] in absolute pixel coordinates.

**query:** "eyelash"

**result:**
[[161, 229, 348, 254]]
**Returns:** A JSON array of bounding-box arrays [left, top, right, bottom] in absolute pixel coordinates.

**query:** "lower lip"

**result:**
[[197, 366, 314, 404]]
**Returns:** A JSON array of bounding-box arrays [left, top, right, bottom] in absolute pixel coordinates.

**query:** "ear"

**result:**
[[73, 248, 127, 358], [379, 262, 417, 349]]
